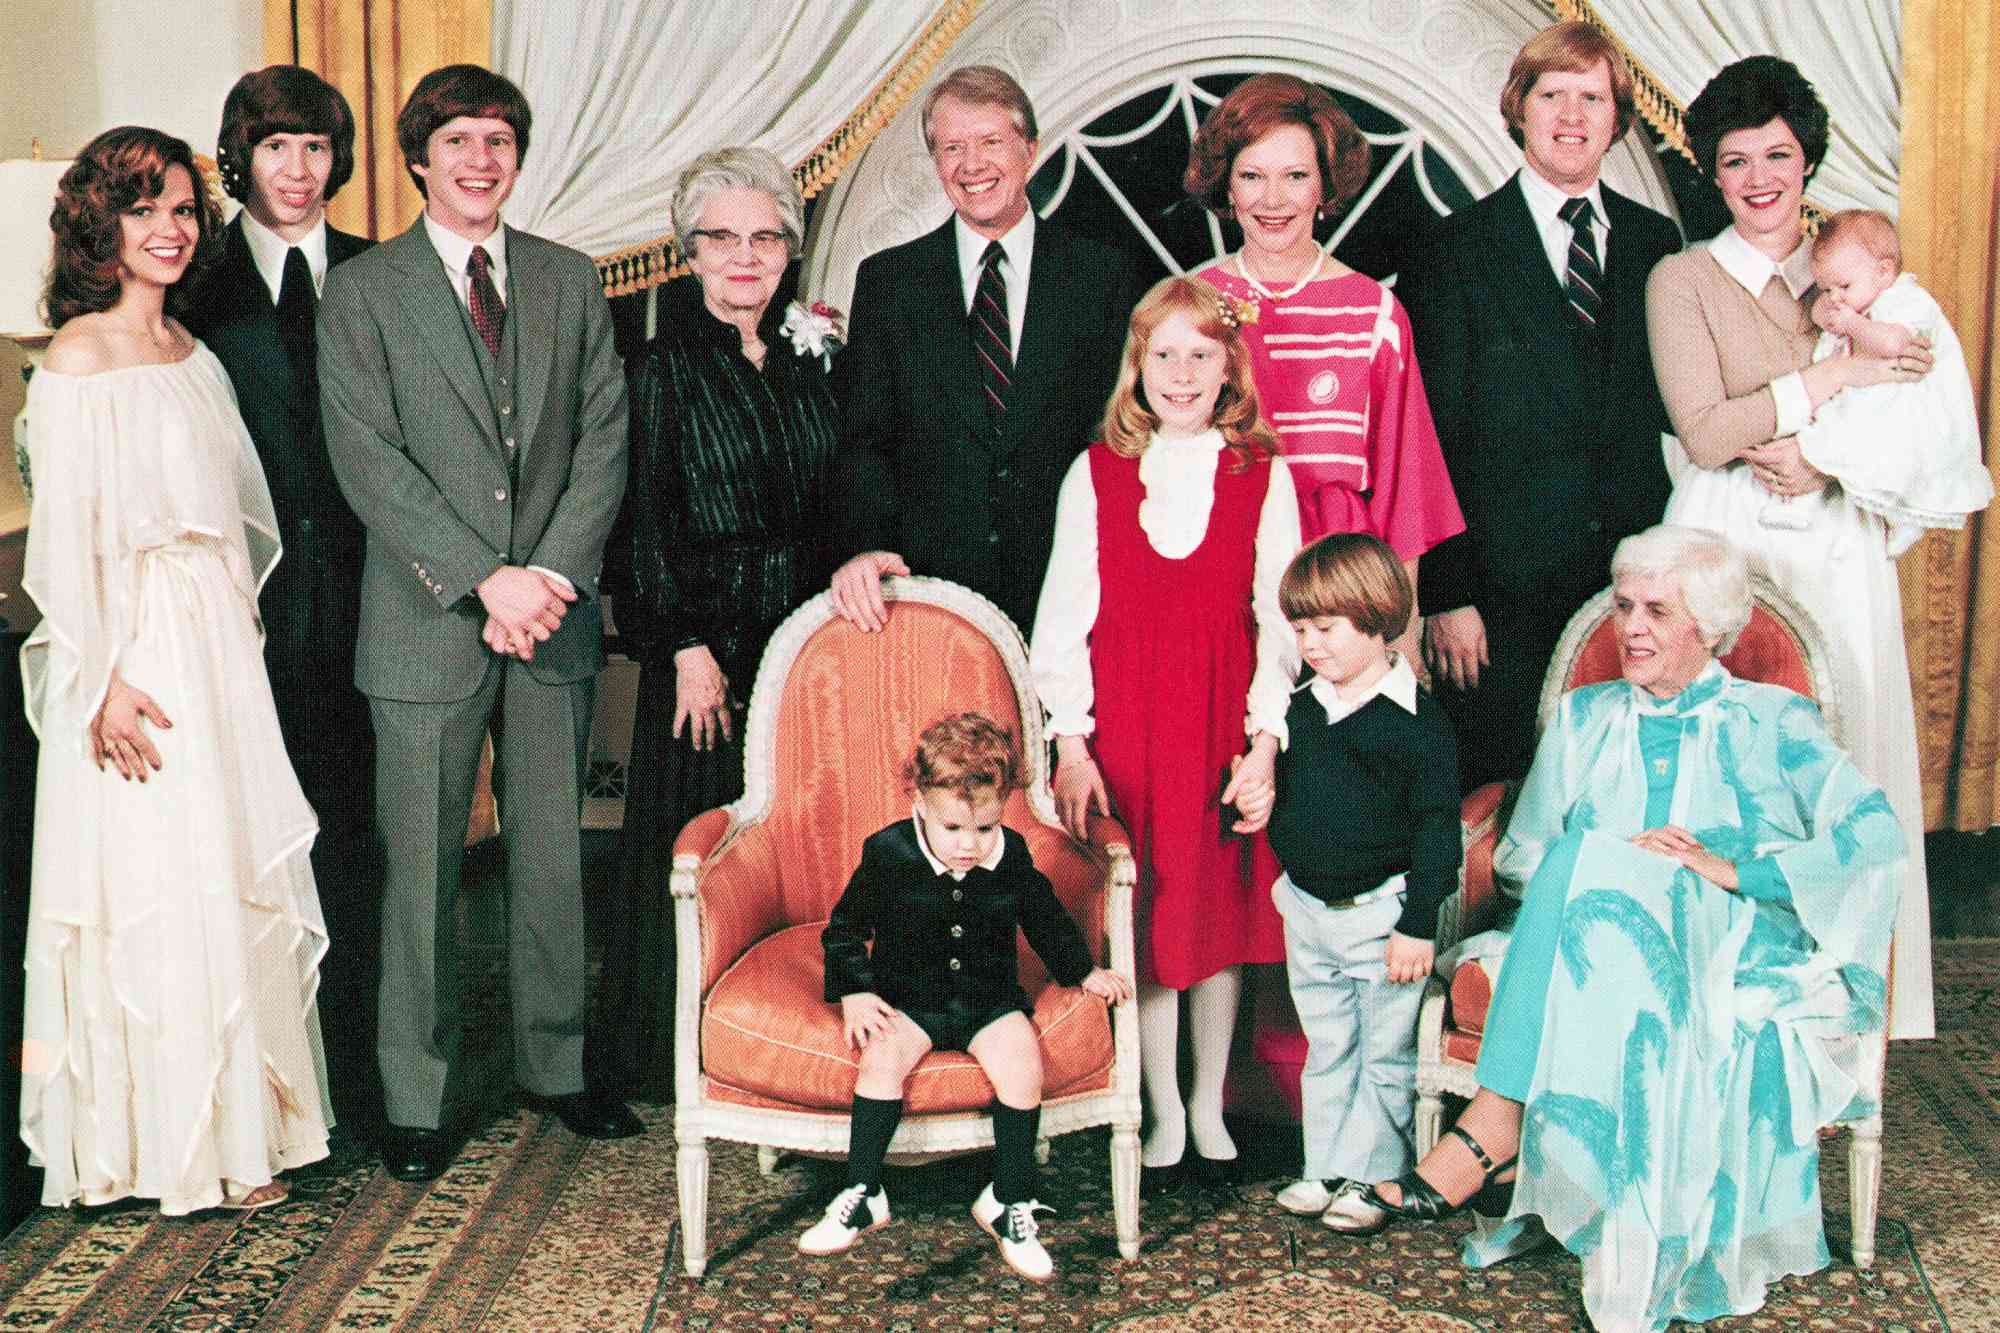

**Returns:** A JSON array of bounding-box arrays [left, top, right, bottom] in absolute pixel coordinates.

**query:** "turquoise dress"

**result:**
[[1462, 661, 1903, 1331]]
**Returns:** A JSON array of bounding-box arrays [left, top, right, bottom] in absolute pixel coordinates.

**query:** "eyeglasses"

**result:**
[[688, 228, 790, 257]]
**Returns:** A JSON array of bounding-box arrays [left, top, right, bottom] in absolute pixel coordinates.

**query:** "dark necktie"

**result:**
[[467, 243, 505, 359], [973, 240, 1012, 420], [1558, 196, 1603, 329], [274, 246, 319, 438]]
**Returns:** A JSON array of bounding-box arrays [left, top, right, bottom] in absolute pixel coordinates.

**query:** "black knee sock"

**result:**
[[991, 1101, 1042, 1205], [846, 1094, 904, 1192]]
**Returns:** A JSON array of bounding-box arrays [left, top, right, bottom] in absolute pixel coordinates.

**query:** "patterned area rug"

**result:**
[[2, 940, 1993, 1331]]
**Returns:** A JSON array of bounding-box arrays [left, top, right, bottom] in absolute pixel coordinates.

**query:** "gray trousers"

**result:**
[[370, 658, 594, 1128]]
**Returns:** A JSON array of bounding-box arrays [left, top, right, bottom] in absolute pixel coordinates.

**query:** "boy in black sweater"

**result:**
[[1241, 534, 1460, 1234], [799, 712, 1131, 1280]]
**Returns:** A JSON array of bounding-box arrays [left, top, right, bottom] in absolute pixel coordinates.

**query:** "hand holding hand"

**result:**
[[1384, 930, 1436, 984], [91, 673, 172, 781], [1080, 966, 1134, 1004], [1052, 736, 1111, 841], [1423, 605, 1489, 691], [673, 645, 733, 751], [1222, 735, 1278, 834], [1742, 439, 1827, 498], [482, 615, 534, 660], [478, 565, 573, 656], [1630, 825, 1739, 892], [829, 551, 911, 632], [840, 992, 899, 1050]]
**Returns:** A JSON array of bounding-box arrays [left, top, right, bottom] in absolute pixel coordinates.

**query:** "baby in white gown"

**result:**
[[1761, 208, 1992, 554]]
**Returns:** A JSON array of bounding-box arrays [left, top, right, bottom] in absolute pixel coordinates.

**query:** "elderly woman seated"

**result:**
[[1344, 524, 1903, 1333]]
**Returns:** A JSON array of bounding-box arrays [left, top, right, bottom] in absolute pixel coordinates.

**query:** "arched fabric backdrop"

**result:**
[[276, 0, 1999, 831]]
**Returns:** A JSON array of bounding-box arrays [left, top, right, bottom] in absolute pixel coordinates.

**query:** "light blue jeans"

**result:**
[[1272, 873, 1426, 1183]]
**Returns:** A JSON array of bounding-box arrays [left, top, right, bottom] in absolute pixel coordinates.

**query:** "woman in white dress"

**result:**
[[1645, 58, 1937, 1037], [19, 126, 332, 1213]]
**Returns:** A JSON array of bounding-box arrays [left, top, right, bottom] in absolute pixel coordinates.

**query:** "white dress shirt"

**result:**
[[240, 209, 329, 303], [424, 212, 509, 312], [1517, 165, 1609, 285], [1029, 430, 1304, 746], [1304, 651, 1418, 726], [954, 211, 1033, 360], [1707, 225, 1816, 436], [912, 804, 1008, 881]]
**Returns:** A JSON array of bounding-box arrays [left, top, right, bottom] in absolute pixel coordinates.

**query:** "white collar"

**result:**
[[954, 209, 1034, 290], [1708, 225, 1813, 300], [1517, 166, 1610, 235], [424, 212, 509, 295], [911, 803, 1007, 880], [1302, 652, 1418, 725], [240, 209, 328, 304]]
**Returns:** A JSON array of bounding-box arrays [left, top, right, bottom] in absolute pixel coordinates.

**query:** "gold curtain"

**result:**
[[265, 0, 494, 240], [1902, 0, 2000, 830]]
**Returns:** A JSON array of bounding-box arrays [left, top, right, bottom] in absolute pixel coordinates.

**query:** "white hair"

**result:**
[[1610, 524, 1754, 655], [671, 145, 804, 260]]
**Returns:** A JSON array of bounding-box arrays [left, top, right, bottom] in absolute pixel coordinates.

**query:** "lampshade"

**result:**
[[0, 159, 71, 343]]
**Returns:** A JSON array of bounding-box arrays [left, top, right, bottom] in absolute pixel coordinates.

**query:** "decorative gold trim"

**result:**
[[594, 0, 989, 296], [1546, 0, 1827, 223]]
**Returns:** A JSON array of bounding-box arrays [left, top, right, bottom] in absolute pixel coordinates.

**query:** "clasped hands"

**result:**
[[1053, 732, 1279, 841], [1630, 824, 1739, 892], [478, 565, 575, 662]]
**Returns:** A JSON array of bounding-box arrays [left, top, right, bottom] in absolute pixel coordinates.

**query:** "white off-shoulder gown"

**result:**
[[18, 346, 331, 1214]]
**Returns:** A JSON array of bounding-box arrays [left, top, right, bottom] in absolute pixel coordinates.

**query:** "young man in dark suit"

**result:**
[[1400, 22, 1683, 791], [186, 65, 379, 1114], [827, 65, 1142, 638], [318, 65, 635, 1180]]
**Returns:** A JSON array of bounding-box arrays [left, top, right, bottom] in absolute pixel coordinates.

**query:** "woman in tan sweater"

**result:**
[[1646, 55, 1935, 1039]]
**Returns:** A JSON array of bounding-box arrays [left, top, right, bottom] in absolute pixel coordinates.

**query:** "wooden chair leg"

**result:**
[[1848, 1117, 1883, 1269], [758, 1145, 780, 1176], [679, 1137, 711, 1277], [1112, 1122, 1141, 1260], [1416, 1088, 1445, 1158]]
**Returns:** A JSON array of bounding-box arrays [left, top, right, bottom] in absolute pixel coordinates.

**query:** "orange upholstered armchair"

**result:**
[[671, 577, 1142, 1278], [1416, 575, 1890, 1267]]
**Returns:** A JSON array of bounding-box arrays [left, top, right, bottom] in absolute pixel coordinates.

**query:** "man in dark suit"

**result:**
[[319, 65, 636, 1180], [185, 65, 379, 1114], [1401, 22, 1682, 791], [828, 65, 1141, 637]]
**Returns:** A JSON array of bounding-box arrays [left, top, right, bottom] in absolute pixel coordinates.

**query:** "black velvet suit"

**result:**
[[1401, 175, 1681, 789], [829, 217, 1141, 634]]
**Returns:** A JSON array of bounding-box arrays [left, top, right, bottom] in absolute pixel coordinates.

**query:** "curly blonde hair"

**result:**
[[1100, 276, 1278, 470], [903, 711, 1023, 803]]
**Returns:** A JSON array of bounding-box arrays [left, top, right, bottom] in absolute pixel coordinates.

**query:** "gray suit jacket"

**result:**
[[318, 220, 628, 703]]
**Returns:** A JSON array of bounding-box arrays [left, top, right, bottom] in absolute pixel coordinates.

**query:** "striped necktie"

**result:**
[[973, 240, 1012, 420], [1558, 196, 1603, 329]]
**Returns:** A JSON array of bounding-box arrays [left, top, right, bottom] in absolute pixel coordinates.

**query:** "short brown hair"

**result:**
[[1185, 74, 1370, 217], [395, 64, 532, 196], [921, 66, 1037, 152], [1101, 275, 1279, 469], [1499, 21, 1637, 146], [1279, 532, 1413, 641], [904, 712, 1023, 803], [1813, 208, 1901, 270], [45, 126, 222, 328], [216, 65, 357, 203]]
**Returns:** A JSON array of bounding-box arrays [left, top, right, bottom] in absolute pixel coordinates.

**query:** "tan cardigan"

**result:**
[[1645, 247, 1818, 470]]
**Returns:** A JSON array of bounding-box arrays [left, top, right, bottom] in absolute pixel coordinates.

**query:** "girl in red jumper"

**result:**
[[1030, 276, 1300, 1188]]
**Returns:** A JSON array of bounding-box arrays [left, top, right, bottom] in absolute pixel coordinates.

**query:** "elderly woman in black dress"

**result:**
[[588, 146, 842, 1096]]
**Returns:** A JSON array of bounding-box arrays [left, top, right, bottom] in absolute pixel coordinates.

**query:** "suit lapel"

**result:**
[[504, 227, 554, 465], [1001, 219, 1064, 455], [387, 223, 500, 444], [214, 218, 292, 400], [913, 219, 989, 444], [1486, 177, 1570, 348], [1598, 187, 1650, 384]]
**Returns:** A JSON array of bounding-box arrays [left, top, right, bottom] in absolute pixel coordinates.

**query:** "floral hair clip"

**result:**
[[1215, 294, 1259, 329], [780, 300, 846, 371]]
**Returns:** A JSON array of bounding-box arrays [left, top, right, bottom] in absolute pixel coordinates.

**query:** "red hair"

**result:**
[[1100, 276, 1278, 470], [1185, 74, 1370, 218], [45, 126, 222, 328]]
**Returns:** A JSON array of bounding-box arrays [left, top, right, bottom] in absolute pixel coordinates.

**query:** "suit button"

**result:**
[[948, 958, 961, 971], [952, 889, 963, 901], [500, 403, 512, 416], [994, 466, 1010, 480], [505, 437, 517, 450], [986, 531, 1000, 545], [496, 488, 508, 501], [1588, 519, 1603, 533], [950, 924, 964, 938]]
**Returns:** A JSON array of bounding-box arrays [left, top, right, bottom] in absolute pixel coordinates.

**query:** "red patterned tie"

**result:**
[[973, 240, 1012, 420], [467, 243, 505, 359]]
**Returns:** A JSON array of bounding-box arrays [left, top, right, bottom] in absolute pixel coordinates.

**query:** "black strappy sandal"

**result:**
[[1326, 1124, 1518, 1237]]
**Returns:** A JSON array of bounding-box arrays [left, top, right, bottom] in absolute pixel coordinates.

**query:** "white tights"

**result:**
[[1137, 966, 1241, 1167]]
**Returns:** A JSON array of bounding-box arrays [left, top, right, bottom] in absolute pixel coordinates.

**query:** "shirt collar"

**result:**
[[954, 209, 1034, 293], [1708, 225, 1813, 300], [1630, 658, 1730, 716], [1517, 166, 1609, 237], [423, 212, 509, 296], [239, 209, 328, 304], [911, 804, 1007, 880], [1303, 652, 1418, 725]]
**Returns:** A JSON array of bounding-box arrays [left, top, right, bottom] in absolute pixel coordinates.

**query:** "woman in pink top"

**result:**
[[1187, 74, 1464, 662]]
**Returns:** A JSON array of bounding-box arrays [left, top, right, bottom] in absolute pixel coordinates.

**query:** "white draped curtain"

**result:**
[[1574, 1, 1901, 220], [494, 0, 964, 257]]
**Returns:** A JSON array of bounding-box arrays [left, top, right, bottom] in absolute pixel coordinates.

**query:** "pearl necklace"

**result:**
[[1232, 247, 1327, 307]]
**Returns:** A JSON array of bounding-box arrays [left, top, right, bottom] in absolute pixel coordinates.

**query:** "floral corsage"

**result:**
[[780, 300, 845, 370]]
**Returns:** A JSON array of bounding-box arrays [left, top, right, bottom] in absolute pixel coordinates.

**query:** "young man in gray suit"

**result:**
[[319, 64, 637, 1181]]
